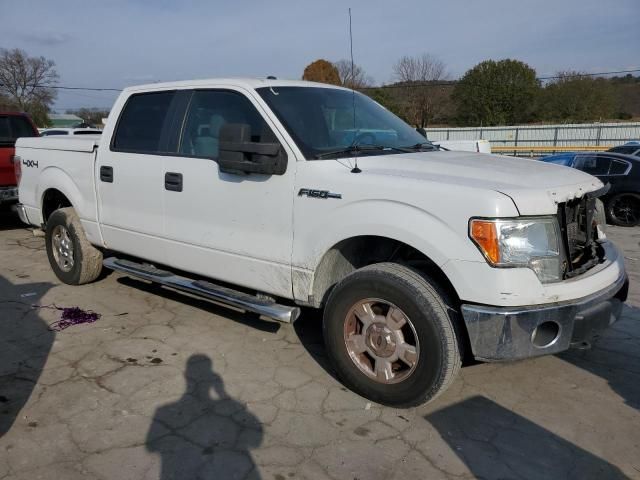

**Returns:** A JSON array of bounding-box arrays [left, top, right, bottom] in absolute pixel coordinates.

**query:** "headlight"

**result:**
[[469, 217, 562, 283]]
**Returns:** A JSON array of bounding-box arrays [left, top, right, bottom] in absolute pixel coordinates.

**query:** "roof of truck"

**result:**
[[123, 78, 349, 93]]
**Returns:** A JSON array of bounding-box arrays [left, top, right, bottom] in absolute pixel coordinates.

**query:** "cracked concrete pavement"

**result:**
[[0, 209, 639, 480]]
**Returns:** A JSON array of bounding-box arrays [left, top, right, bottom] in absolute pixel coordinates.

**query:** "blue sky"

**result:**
[[1, 0, 638, 112]]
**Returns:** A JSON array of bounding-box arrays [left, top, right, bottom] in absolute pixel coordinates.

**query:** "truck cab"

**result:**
[[14, 79, 628, 406]]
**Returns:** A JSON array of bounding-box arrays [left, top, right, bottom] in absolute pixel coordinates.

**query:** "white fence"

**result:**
[[425, 122, 640, 148]]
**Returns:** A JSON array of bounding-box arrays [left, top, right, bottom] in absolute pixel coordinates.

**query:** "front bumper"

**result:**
[[461, 269, 628, 362], [0, 186, 18, 204]]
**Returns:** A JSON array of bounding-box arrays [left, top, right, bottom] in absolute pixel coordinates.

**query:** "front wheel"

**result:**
[[605, 193, 640, 227], [323, 263, 461, 407]]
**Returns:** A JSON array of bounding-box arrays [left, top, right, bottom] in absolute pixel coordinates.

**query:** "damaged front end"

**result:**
[[557, 185, 609, 279]]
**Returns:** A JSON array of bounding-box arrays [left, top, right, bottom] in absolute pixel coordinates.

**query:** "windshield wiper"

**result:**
[[400, 142, 441, 152], [316, 144, 410, 159]]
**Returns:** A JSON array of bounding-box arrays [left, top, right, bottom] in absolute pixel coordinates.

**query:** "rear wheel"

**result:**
[[323, 263, 461, 407], [45, 207, 103, 285], [606, 193, 640, 227]]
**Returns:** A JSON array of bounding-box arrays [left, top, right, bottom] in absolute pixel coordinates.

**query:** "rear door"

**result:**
[[96, 90, 185, 262]]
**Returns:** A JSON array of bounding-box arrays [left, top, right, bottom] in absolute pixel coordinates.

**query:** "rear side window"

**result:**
[[42, 130, 68, 136], [609, 159, 630, 175], [112, 91, 175, 153]]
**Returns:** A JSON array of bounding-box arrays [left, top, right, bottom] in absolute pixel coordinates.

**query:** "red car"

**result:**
[[0, 112, 39, 206]]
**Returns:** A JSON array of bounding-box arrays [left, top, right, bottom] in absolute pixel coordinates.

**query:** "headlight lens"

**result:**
[[470, 218, 562, 283]]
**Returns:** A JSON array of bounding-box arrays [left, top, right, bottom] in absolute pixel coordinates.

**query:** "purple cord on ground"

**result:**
[[36, 305, 101, 331]]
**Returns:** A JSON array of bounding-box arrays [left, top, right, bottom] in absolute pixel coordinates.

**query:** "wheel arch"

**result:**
[[306, 235, 461, 309], [41, 188, 73, 223], [37, 167, 85, 225]]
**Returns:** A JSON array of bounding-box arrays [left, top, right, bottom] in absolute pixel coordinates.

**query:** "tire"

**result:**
[[605, 193, 640, 227], [323, 262, 461, 407], [45, 207, 103, 285]]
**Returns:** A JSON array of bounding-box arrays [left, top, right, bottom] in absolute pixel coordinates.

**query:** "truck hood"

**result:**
[[354, 151, 603, 215]]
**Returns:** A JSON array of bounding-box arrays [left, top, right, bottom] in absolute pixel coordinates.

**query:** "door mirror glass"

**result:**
[[218, 123, 287, 175]]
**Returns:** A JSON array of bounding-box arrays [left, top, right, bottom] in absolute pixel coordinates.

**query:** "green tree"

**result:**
[[539, 72, 616, 122], [0, 48, 58, 126], [365, 87, 405, 119], [453, 59, 539, 126], [302, 59, 341, 86]]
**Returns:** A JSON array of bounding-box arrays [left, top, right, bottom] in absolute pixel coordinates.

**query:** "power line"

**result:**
[[46, 85, 122, 92], [2, 68, 639, 95], [360, 68, 640, 91], [538, 69, 640, 80]]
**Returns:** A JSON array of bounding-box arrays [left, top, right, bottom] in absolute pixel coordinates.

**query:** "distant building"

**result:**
[[49, 113, 84, 128]]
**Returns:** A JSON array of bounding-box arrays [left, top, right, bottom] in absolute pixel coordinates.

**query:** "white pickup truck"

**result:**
[[14, 78, 628, 406]]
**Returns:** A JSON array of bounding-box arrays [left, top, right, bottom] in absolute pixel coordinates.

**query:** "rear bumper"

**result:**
[[461, 268, 628, 362], [0, 186, 18, 204], [13, 202, 29, 224]]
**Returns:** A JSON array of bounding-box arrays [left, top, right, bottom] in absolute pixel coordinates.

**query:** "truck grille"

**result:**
[[557, 194, 604, 278]]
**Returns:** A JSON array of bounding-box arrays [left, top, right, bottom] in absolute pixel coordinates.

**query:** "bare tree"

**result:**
[[392, 54, 449, 127], [333, 60, 373, 89], [0, 48, 58, 125]]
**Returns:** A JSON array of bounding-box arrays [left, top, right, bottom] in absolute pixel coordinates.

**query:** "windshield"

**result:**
[[256, 86, 432, 159]]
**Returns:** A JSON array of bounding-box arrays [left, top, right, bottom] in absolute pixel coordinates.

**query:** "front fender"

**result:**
[[297, 198, 474, 272]]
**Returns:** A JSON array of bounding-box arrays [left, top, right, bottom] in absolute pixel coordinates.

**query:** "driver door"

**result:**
[[161, 88, 297, 298]]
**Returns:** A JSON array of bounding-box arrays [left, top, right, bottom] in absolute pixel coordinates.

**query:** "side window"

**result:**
[[609, 159, 629, 175], [577, 154, 610, 176], [112, 91, 175, 153], [42, 130, 67, 136], [179, 90, 274, 159]]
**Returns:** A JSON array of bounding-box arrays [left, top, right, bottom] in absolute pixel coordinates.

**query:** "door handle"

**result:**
[[100, 166, 113, 183], [165, 172, 183, 192]]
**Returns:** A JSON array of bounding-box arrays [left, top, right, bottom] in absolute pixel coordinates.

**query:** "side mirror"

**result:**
[[218, 123, 287, 175], [416, 127, 427, 138]]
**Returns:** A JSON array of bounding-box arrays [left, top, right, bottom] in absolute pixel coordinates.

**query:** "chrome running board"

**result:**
[[103, 257, 300, 323]]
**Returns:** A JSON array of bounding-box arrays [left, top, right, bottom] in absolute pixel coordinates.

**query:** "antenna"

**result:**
[[348, 7, 361, 173]]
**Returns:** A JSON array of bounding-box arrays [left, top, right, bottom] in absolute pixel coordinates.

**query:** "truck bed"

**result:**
[[16, 136, 101, 243]]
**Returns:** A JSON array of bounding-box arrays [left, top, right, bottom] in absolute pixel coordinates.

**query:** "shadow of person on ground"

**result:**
[[0, 274, 55, 437], [559, 304, 640, 412], [146, 354, 263, 480], [425, 395, 627, 479]]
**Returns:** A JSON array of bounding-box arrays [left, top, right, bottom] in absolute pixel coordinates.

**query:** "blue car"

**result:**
[[540, 151, 640, 226]]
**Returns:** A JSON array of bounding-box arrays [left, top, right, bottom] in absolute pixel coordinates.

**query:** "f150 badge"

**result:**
[[298, 188, 342, 199]]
